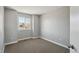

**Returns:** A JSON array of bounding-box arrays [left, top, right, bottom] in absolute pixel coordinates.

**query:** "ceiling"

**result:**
[[7, 6, 62, 15]]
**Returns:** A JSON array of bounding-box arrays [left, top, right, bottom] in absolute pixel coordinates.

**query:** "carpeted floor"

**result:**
[[4, 38, 69, 53]]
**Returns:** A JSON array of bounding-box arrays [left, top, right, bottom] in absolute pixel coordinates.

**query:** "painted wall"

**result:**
[[0, 6, 4, 52], [70, 6, 79, 53], [4, 8, 17, 43], [4, 9, 40, 43], [32, 15, 40, 38], [40, 7, 70, 46]]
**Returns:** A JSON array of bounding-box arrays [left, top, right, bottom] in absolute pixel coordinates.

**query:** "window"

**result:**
[[18, 15, 31, 30]]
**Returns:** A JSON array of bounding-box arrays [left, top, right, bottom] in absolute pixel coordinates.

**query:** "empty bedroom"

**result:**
[[0, 6, 70, 53]]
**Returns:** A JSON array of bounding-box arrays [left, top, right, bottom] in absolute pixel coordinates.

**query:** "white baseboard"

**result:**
[[18, 37, 39, 41], [5, 37, 69, 49], [18, 37, 32, 41], [5, 41, 18, 45], [41, 37, 69, 49], [5, 37, 39, 45]]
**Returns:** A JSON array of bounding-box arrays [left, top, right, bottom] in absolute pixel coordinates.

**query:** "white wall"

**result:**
[[70, 7, 79, 53], [40, 7, 70, 47], [32, 15, 40, 38], [0, 6, 4, 52], [4, 8, 17, 43], [4, 8, 40, 43]]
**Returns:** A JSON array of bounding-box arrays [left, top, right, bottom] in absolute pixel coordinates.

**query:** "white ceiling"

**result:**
[[7, 6, 62, 15]]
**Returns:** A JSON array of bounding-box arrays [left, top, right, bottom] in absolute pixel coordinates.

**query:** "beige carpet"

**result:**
[[4, 38, 69, 53]]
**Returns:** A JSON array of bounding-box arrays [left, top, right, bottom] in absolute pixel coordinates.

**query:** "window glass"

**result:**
[[18, 16, 31, 30]]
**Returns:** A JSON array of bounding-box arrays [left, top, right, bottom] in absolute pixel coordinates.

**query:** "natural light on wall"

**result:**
[[18, 15, 31, 30]]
